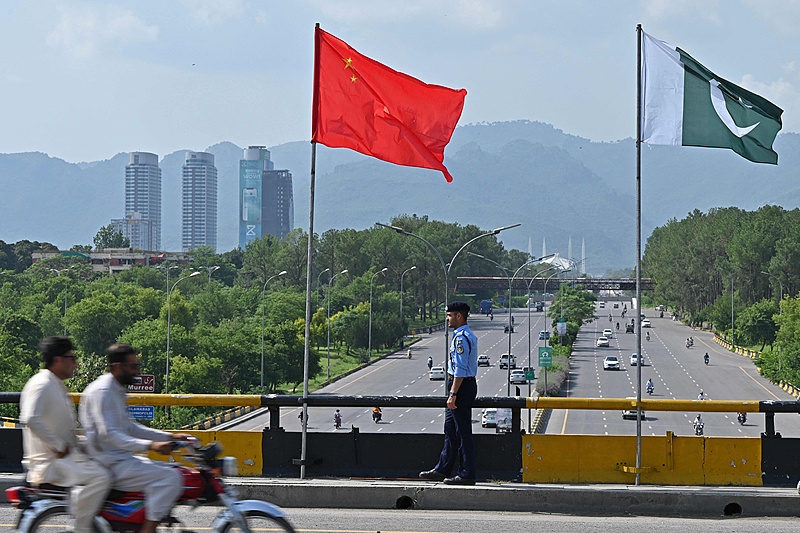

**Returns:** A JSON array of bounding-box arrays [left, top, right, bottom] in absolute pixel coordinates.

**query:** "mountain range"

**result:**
[[1, 120, 798, 273]]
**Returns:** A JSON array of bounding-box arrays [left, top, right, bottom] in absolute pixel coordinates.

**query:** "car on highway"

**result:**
[[625, 323, 635, 333], [481, 408, 498, 428], [613, 303, 619, 308], [602, 328, 613, 338], [538, 330, 551, 340], [603, 355, 620, 370], [630, 353, 645, 366], [509, 369, 526, 384], [641, 319, 652, 328], [622, 409, 645, 420], [599, 302, 606, 309], [429, 366, 445, 380], [499, 353, 517, 369], [477, 354, 490, 366], [596, 336, 610, 347]]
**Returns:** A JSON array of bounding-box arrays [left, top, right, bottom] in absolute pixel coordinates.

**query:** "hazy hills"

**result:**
[[1, 120, 798, 273]]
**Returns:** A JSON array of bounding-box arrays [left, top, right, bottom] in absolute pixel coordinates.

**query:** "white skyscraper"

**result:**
[[182, 151, 218, 252], [111, 152, 161, 251]]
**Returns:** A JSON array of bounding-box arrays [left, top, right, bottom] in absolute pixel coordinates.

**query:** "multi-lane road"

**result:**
[[225, 302, 800, 437]]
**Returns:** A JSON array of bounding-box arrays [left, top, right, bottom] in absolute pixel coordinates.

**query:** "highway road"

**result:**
[[226, 309, 552, 433], [5, 506, 800, 532], [547, 302, 800, 437], [224, 301, 800, 438]]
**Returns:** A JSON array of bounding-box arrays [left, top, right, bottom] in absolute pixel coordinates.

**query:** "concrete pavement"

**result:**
[[3, 473, 800, 518]]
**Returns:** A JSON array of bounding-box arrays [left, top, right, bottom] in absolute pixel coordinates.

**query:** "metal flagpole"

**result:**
[[635, 23, 643, 486], [300, 23, 322, 480]]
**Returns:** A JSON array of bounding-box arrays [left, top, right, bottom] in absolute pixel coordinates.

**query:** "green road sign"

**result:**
[[538, 346, 553, 367], [525, 371, 535, 380]]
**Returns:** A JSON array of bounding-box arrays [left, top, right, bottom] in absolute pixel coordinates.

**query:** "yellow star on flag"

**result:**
[[343, 57, 353, 69]]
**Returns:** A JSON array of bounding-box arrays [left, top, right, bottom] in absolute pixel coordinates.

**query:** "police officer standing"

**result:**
[[419, 301, 478, 485]]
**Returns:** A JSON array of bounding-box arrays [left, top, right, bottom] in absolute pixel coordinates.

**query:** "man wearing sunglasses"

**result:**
[[20, 336, 111, 533], [80, 343, 191, 533]]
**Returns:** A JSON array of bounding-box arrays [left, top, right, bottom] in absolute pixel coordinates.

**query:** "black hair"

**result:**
[[38, 336, 74, 368], [105, 343, 137, 366]]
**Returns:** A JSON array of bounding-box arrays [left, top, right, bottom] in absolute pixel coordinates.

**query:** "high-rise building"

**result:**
[[238, 146, 294, 248], [110, 152, 162, 251], [182, 151, 218, 252]]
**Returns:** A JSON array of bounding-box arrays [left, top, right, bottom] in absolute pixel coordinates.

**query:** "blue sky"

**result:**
[[1, 0, 798, 163]]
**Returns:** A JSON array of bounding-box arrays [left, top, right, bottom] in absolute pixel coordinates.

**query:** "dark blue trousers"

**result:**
[[434, 377, 477, 479]]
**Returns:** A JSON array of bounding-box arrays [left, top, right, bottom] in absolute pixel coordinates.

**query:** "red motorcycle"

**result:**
[[5, 438, 295, 532]]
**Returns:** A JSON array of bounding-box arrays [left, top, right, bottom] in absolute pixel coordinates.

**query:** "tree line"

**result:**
[[0, 215, 533, 425], [643, 205, 800, 385]]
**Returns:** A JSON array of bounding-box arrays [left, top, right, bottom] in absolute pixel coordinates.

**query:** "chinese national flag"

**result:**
[[312, 27, 467, 183]]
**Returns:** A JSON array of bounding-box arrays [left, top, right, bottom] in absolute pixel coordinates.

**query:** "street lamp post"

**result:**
[[326, 269, 348, 379], [166, 271, 201, 397], [206, 265, 220, 282], [369, 268, 388, 360], [50, 268, 70, 335], [261, 270, 288, 388], [375, 222, 520, 393], [159, 264, 180, 295], [526, 266, 557, 430], [400, 266, 417, 319], [317, 268, 331, 295], [469, 253, 555, 395]]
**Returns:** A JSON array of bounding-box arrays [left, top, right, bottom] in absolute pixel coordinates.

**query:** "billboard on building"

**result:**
[[239, 160, 263, 248]]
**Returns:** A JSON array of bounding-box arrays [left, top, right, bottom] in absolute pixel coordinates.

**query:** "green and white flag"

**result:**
[[641, 31, 783, 164]]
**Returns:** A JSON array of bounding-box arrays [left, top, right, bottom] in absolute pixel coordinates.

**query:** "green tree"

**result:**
[[737, 298, 779, 351], [93, 224, 130, 249], [64, 292, 130, 355]]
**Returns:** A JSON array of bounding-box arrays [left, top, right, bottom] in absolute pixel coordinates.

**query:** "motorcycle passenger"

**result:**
[[80, 344, 192, 533], [693, 414, 704, 433], [20, 337, 112, 533]]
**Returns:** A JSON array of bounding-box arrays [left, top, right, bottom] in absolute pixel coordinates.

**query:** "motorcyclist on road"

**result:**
[[703, 352, 709, 365], [693, 414, 704, 432], [646, 331, 650, 341], [407, 348, 413, 359], [372, 407, 382, 423], [697, 390, 707, 401], [333, 410, 342, 428], [737, 412, 747, 424], [616, 322, 619, 331], [427, 356, 433, 370], [646, 379, 654, 394]]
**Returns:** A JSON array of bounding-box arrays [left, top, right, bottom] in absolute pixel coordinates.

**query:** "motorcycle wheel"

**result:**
[[219, 510, 296, 533], [27, 505, 106, 533]]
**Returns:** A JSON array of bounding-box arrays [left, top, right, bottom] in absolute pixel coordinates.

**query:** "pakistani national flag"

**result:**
[[641, 31, 783, 164]]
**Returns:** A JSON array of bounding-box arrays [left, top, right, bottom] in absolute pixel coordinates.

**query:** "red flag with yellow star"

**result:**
[[312, 27, 466, 183]]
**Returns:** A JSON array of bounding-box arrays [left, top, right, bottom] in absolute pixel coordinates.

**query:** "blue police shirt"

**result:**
[[449, 324, 478, 378]]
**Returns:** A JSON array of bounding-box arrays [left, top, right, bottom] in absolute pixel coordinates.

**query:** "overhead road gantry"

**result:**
[[455, 277, 655, 292]]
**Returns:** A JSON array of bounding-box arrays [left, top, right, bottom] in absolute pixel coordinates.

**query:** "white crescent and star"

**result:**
[[709, 79, 759, 138]]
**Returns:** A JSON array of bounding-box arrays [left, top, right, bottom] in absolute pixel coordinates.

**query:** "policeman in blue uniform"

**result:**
[[419, 301, 478, 485]]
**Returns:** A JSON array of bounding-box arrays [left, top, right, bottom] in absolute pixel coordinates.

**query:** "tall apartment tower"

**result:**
[[111, 152, 161, 251], [239, 146, 294, 248], [182, 151, 218, 252]]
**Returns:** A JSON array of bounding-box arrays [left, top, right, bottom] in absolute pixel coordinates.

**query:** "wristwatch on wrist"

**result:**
[[449, 391, 457, 397]]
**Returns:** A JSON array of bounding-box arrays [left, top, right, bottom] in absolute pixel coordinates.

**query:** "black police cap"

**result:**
[[446, 301, 470, 314]]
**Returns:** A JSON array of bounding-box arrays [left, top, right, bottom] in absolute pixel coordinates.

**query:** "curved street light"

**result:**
[[166, 271, 201, 397], [400, 266, 417, 319], [469, 253, 554, 395], [368, 268, 388, 360], [375, 222, 520, 392], [317, 268, 331, 294], [261, 270, 288, 388], [206, 265, 220, 282], [326, 269, 348, 379]]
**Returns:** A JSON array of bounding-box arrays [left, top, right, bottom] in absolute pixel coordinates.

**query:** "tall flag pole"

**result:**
[[635, 23, 644, 487]]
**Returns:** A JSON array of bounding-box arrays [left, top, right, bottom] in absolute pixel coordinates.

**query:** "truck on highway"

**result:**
[[479, 299, 493, 314]]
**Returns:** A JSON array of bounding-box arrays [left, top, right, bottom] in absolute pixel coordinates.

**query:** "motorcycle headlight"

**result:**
[[223, 456, 238, 477]]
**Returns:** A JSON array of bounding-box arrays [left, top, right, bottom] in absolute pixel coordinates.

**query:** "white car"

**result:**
[[641, 319, 652, 328], [509, 369, 527, 384], [599, 302, 606, 308], [602, 328, 613, 338], [429, 366, 445, 380], [481, 408, 498, 428], [630, 353, 645, 366], [596, 336, 610, 347], [477, 354, 490, 366], [622, 409, 645, 420], [603, 355, 620, 370], [499, 353, 516, 369]]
